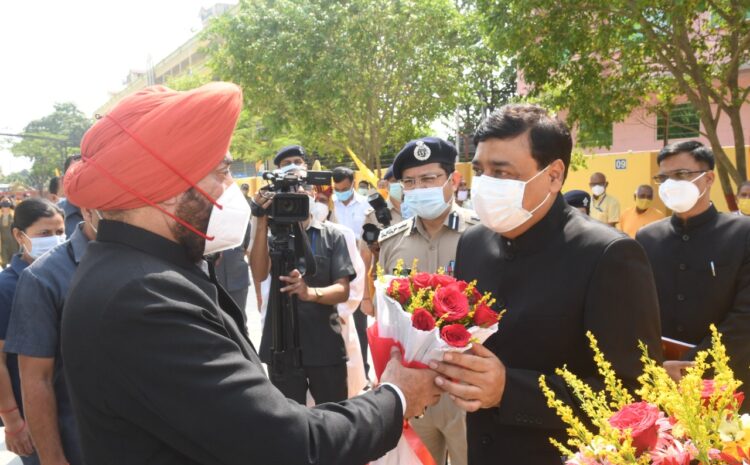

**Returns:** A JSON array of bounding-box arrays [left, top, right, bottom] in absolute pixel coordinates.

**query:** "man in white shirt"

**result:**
[[331, 166, 373, 387], [332, 166, 370, 240]]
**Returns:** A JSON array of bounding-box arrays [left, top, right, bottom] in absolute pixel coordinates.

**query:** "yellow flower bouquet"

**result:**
[[540, 326, 748, 465]]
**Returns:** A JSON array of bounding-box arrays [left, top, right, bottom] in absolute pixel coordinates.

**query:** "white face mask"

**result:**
[[311, 201, 329, 223], [204, 183, 251, 255], [591, 185, 606, 197], [471, 167, 550, 234], [658, 172, 707, 213], [23, 233, 65, 259]]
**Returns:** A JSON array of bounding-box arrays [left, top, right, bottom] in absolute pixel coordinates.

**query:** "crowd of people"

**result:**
[[0, 81, 746, 465]]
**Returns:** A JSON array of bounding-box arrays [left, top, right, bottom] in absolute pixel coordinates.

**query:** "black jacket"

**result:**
[[455, 195, 663, 465], [61, 220, 401, 465], [637, 205, 750, 401]]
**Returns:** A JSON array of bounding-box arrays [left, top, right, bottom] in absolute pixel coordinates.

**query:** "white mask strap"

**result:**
[[525, 165, 550, 185], [528, 192, 552, 216]]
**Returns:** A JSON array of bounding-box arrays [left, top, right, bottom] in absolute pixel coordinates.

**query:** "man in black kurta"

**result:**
[[60, 82, 440, 465], [637, 140, 750, 401], [430, 104, 663, 465]]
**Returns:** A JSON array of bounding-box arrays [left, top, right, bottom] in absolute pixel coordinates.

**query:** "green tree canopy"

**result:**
[[476, 0, 750, 206], [206, 0, 469, 171], [10, 102, 91, 191]]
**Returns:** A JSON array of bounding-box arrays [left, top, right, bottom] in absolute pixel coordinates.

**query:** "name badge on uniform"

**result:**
[[448, 212, 459, 231]]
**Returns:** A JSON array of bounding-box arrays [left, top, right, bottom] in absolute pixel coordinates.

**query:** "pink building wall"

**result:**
[[519, 69, 750, 154]]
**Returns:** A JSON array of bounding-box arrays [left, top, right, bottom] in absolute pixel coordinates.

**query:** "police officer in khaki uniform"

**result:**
[[377, 137, 478, 465]]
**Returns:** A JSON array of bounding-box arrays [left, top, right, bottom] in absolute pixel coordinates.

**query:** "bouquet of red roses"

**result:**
[[370, 264, 503, 372], [366, 264, 503, 465]]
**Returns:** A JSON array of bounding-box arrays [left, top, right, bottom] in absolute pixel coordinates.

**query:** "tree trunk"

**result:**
[[717, 162, 737, 212], [727, 106, 747, 183]]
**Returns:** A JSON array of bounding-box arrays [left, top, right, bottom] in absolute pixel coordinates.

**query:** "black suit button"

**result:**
[[682, 234, 690, 241], [480, 434, 492, 446], [679, 263, 687, 271], [505, 253, 515, 261], [677, 325, 685, 332], [677, 294, 685, 302]]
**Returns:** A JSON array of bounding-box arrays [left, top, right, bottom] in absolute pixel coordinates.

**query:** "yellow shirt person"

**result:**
[[589, 172, 620, 226], [619, 185, 665, 238]]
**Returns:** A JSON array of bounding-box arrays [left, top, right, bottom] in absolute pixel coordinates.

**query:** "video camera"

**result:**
[[361, 192, 392, 245], [260, 169, 332, 223]]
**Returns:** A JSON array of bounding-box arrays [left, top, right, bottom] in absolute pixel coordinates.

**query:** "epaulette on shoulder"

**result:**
[[378, 218, 413, 243]]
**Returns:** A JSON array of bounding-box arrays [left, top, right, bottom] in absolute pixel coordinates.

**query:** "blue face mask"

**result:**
[[335, 189, 353, 203], [402, 182, 450, 220], [388, 183, 403, 202]]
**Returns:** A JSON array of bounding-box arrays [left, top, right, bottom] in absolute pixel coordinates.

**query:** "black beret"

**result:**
[[392, 137, 457, 180], [383, 165, 394, 180], [563, 189, 591, 213], [274, 145, 306, 167]]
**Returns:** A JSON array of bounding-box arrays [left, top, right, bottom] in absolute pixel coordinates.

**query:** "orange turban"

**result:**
[[65, 82, 242, 210]]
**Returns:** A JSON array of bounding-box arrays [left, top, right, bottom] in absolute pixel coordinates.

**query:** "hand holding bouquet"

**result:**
[[370, 261, 503, 375]]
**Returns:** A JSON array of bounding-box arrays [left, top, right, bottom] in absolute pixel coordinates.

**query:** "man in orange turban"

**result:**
[[61, 82, 440, 464]]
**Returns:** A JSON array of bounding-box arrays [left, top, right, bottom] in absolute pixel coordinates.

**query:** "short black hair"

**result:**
[[473, 104, 573, 178], [48, 176, 60, 195], [12, 198, 63, 232], [64, 154, 81, 175], [439, 163, 455, 177], [737, 180, 750, 195], [657, 140, 715, 170], [332, 167, 355, 183]]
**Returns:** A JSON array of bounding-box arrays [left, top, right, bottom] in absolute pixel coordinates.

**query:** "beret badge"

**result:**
[[413, 140, 431, 161]]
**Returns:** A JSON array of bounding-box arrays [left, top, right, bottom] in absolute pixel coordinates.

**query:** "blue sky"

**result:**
[[0, 0, 237, 174]]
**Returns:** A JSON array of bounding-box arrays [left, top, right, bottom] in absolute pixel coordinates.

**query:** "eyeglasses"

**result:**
[[652, 170, 707, 185], [401, 173, 446, 190]]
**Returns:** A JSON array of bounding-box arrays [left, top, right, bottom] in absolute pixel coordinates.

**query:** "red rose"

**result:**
[[440, 324, 471, 348], [473, 303, 500, 328], [700, 379, 744, 409], [412, 308, 436, 331], [468, 287, 483, 305], [608, 402, 661, 455], [450, 280, 468, 293], [429, 274, 456, 288], [433, 284, 470, 322], [387, 278, 412, 305], [412, 272, 433, 291]]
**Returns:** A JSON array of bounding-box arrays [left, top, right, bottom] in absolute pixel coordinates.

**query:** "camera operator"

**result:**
[[249, 146, 354, 404]]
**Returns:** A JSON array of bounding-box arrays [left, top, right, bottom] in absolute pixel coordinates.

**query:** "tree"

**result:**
[[10, 103, 91, 191], [476, 0, 750, 207], [167, 71, 300, 163], [206, 0, 468, 172]]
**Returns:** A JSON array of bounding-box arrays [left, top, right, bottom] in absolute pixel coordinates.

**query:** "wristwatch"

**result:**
[[313, 287, 323, 301]]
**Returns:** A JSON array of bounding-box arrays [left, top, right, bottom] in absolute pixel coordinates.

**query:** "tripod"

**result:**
[[267, 221, 316, 391]]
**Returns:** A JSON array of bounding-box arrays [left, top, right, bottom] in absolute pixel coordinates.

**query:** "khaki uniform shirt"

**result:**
[[378, 203, 479, 275]]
